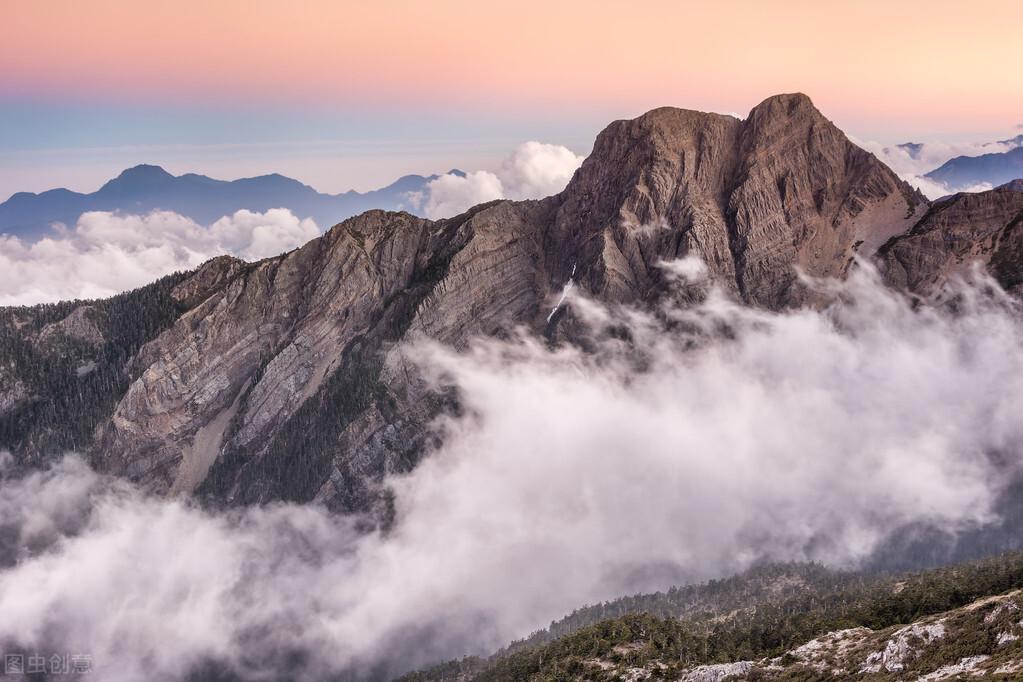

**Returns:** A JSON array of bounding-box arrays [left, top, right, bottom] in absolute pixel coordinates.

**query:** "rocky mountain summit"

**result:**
[[1, 93, 1019, 512], [546, 93, 925, 307]]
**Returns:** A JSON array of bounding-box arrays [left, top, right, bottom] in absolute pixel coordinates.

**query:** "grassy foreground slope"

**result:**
[[400, 552, 1023, 681]]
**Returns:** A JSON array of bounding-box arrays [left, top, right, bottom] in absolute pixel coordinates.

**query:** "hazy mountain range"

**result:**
[[0, 164, 464, 239], [926, 144, 1023, 190], [865, 133, 1023, 197]]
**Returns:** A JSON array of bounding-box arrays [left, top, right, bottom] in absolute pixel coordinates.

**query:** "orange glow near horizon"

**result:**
[[2, 0, 1022, 135]]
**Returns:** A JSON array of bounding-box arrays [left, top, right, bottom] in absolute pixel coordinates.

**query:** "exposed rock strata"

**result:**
[[879, 186, 1023, 295]]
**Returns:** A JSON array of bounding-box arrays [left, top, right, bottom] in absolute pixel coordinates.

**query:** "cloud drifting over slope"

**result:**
[[0, 209, 319, 305], [1, 266, 1023, 680], [412, 141, 585, 218]]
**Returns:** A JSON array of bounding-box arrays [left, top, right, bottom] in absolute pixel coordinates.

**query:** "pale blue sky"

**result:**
[[0, 99, 608, 200]]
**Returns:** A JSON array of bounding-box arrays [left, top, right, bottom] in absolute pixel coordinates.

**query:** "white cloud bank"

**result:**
[[1, 265, 1022, 680], [860, 134, 1023, 198], [412, 141, 585, 219], [0, 209, 319, 305]]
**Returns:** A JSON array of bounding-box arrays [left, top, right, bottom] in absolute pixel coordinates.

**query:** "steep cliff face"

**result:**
[[0, 93, 997, 508], [728, 94, 923, 304], [879, 186, 1023, 295], [89, 199, 562, 506], [96, 210, 473, 497], [549, 93, 924, 309]]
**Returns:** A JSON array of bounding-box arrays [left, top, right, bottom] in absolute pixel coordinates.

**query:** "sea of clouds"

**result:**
[[0, 208, 321, 306], [1, 263, 1022, 680]]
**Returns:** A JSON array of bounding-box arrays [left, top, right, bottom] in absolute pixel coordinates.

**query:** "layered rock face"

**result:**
[[879, 186, 1023, 295], [96, 210, 476, 499], [550, 93, 925, 307], [0, 93, 1010, 509]]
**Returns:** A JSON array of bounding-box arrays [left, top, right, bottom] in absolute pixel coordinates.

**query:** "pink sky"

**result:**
[[4, 0, 1021, 134], [1, 0, 1021, 199]]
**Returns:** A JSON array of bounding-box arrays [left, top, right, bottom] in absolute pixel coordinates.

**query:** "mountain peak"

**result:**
[[556, 92, 920, 306], [752, 91, 816, 111], [116, 164, 175, 181], [99, 164, 177, 195], [744, 92, 829, 134]]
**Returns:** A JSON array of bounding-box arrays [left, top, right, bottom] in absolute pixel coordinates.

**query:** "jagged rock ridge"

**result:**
[[879, 184, 1023, 295]]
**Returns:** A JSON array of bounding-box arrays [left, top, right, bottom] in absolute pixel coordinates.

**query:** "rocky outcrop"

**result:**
[[0, 366, 28, 417], [578, 592, 1023, 681], [169, 255, 247, 307], [37, 305, 104, 347], [550, 93, 925, 308], [680, 661, 755, 682], [97, 210, 465, 494], [860, 621, 946, 673], [0, 93, 1015, 509], [878, 186, 1023, 295]]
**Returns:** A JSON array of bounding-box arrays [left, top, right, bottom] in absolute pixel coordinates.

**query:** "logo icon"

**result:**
[[70, 654, 93, 674], [26, 654, 46, 674], [4, 654, 24, 675]]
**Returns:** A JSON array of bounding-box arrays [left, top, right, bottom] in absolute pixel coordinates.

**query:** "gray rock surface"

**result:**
[[879, 185, 1023, 295], [38, 305, 105, 347], [0, 366, 28, 417]]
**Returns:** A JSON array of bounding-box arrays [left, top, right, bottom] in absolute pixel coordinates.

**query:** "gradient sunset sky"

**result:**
[[2, 0, 1021, 199]]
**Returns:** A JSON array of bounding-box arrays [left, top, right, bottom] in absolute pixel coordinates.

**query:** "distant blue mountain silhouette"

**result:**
[[924, 135, 1023, 190], [0, 165, 463, 240]]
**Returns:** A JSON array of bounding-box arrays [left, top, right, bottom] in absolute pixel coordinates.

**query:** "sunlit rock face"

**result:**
[[878, 185, 1023, 296], [552, 93, 924, 308]]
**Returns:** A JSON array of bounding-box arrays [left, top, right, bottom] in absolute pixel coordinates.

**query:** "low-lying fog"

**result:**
[[2, 261, 1022, 681]]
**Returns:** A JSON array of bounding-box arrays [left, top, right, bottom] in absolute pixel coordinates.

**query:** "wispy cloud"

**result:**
[[410, 141, 585, 218]]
